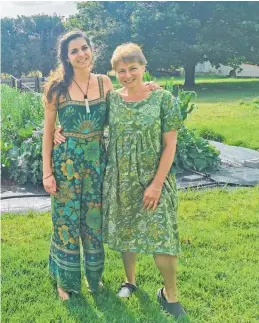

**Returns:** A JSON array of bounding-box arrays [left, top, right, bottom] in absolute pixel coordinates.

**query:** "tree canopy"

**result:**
[[1, 15, 64, 77], [1, 2, 259, 85], [67, 1, 259, 87]]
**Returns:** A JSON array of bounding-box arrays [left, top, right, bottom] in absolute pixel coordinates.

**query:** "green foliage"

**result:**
[[68, 2, 259, 87], [143, 71, 155, 82], [1, 85, 44, 184], [8, 128, 44, 185], [164, 77, 197, 121], [199, 128, 225, 142], [1, 15, 64, 77], [172, 127, 220, 173]]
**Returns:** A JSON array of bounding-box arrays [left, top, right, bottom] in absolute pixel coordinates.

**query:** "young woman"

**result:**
[[102, 43, 186, 319], [43, 30, 113, 300]]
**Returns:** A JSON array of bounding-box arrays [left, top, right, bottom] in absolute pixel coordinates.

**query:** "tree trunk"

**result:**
[[184, 63, 196, 88]]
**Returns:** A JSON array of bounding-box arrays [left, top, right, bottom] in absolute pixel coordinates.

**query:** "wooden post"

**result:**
[[35, 77, 40, 92]]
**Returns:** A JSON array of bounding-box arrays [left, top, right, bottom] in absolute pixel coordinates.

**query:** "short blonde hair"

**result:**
[[111, 43, 147, 70]]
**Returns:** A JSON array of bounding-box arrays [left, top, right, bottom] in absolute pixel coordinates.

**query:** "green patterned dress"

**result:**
[[49, 76, 106, 292], [103, 89, 182, 255]]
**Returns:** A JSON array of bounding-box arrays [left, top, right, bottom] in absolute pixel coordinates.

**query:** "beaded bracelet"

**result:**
[[43, 173, 53, 180]]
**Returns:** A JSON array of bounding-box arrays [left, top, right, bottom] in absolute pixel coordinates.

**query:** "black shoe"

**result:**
[[157, 287, 187, 319]]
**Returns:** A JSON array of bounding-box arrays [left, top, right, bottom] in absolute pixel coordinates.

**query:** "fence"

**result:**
[[0, 76, 46, 93]]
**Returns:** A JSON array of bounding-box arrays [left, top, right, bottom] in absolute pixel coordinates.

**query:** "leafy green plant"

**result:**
[[164, 77, 197, 121], [8, 128, 43, 184], [1, 85, 44, 183], [143, 71, 156, 82], [0, 140, 13, 169], [172, 127, 220, 173]]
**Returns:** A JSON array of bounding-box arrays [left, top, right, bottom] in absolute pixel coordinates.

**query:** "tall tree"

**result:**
[[1, 15, 64, 77], [67, 1, 259, 87], [132, 2, 259, 87]]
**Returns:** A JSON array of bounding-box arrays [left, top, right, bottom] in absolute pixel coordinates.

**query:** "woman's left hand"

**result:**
[[143, 185, 162, 211], [144, 81, 161, 92]]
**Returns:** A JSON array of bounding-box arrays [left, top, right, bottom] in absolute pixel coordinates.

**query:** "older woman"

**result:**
[[103, 43, 186, 319]]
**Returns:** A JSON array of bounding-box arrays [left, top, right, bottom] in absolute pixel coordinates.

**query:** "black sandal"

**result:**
[[117, 282, 137, 298], [157, 288, 187, 319]]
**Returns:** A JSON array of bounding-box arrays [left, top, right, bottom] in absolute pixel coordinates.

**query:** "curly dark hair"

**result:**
[[43, 30, 92, 107]]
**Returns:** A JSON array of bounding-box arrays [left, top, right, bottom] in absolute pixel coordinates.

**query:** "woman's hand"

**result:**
[[43, 175, 56, 195], [54, 126, 66, 145], [144, 81, 161, 92], [143, 185, 162, 211]]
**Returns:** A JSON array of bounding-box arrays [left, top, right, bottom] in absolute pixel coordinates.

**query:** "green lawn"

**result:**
[[165, 77, 259, 150], [2, 187, 259, 323]]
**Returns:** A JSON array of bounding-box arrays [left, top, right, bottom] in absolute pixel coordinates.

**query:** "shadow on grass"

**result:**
[[64, 294, 100, 322], [63, 284, 185, 323], [91, 286, 138, 323], [62, 285, 138, 323]]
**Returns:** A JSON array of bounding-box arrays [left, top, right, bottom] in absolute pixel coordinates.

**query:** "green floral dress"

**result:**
[[103, 89, 182, 255], [49, 76, 106, 292]]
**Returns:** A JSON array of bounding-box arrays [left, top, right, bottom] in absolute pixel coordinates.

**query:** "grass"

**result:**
[[186, 99, 259, 149], [2, 187, 259, 323], [160, 76, 259, 150]]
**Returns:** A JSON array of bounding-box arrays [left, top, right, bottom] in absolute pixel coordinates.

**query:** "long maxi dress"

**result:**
[[49, 76, 107, 292], [103, 89, 182, 255]]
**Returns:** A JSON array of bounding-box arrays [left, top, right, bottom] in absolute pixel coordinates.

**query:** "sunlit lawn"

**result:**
[[2, 187, 259, 323], [161, 77, 259, 150]]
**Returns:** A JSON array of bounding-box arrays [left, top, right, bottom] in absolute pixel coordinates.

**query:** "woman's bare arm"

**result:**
[[143, 131, 177, 210], [42, 95, 57, 194]]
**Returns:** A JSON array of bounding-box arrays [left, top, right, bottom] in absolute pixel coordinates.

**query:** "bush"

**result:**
[[1, 85, 44, 184], [172, 127, 220, 173]]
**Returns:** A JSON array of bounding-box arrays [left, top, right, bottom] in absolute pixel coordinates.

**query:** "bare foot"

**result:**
[[58, 287, 70, 300]]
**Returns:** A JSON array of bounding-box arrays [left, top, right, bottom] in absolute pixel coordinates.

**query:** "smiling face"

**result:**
[[67, 37, 93, 70], [115, 60, 145, 89]]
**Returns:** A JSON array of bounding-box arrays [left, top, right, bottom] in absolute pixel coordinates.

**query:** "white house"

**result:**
[[195, 61, 259, 77]]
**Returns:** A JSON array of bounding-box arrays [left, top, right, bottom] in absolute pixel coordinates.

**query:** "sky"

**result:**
[[0, 1, 79, 18]]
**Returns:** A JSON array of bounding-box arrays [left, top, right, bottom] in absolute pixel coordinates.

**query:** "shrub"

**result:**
[[1, 85, 44, 183], [172, 127, 220, 173]]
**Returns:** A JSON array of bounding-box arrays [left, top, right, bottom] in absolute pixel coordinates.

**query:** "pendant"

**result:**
[[84, 96, 90, 114]]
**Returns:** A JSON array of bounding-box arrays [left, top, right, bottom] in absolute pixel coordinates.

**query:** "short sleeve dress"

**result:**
[[102, 89, 182, 255]]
